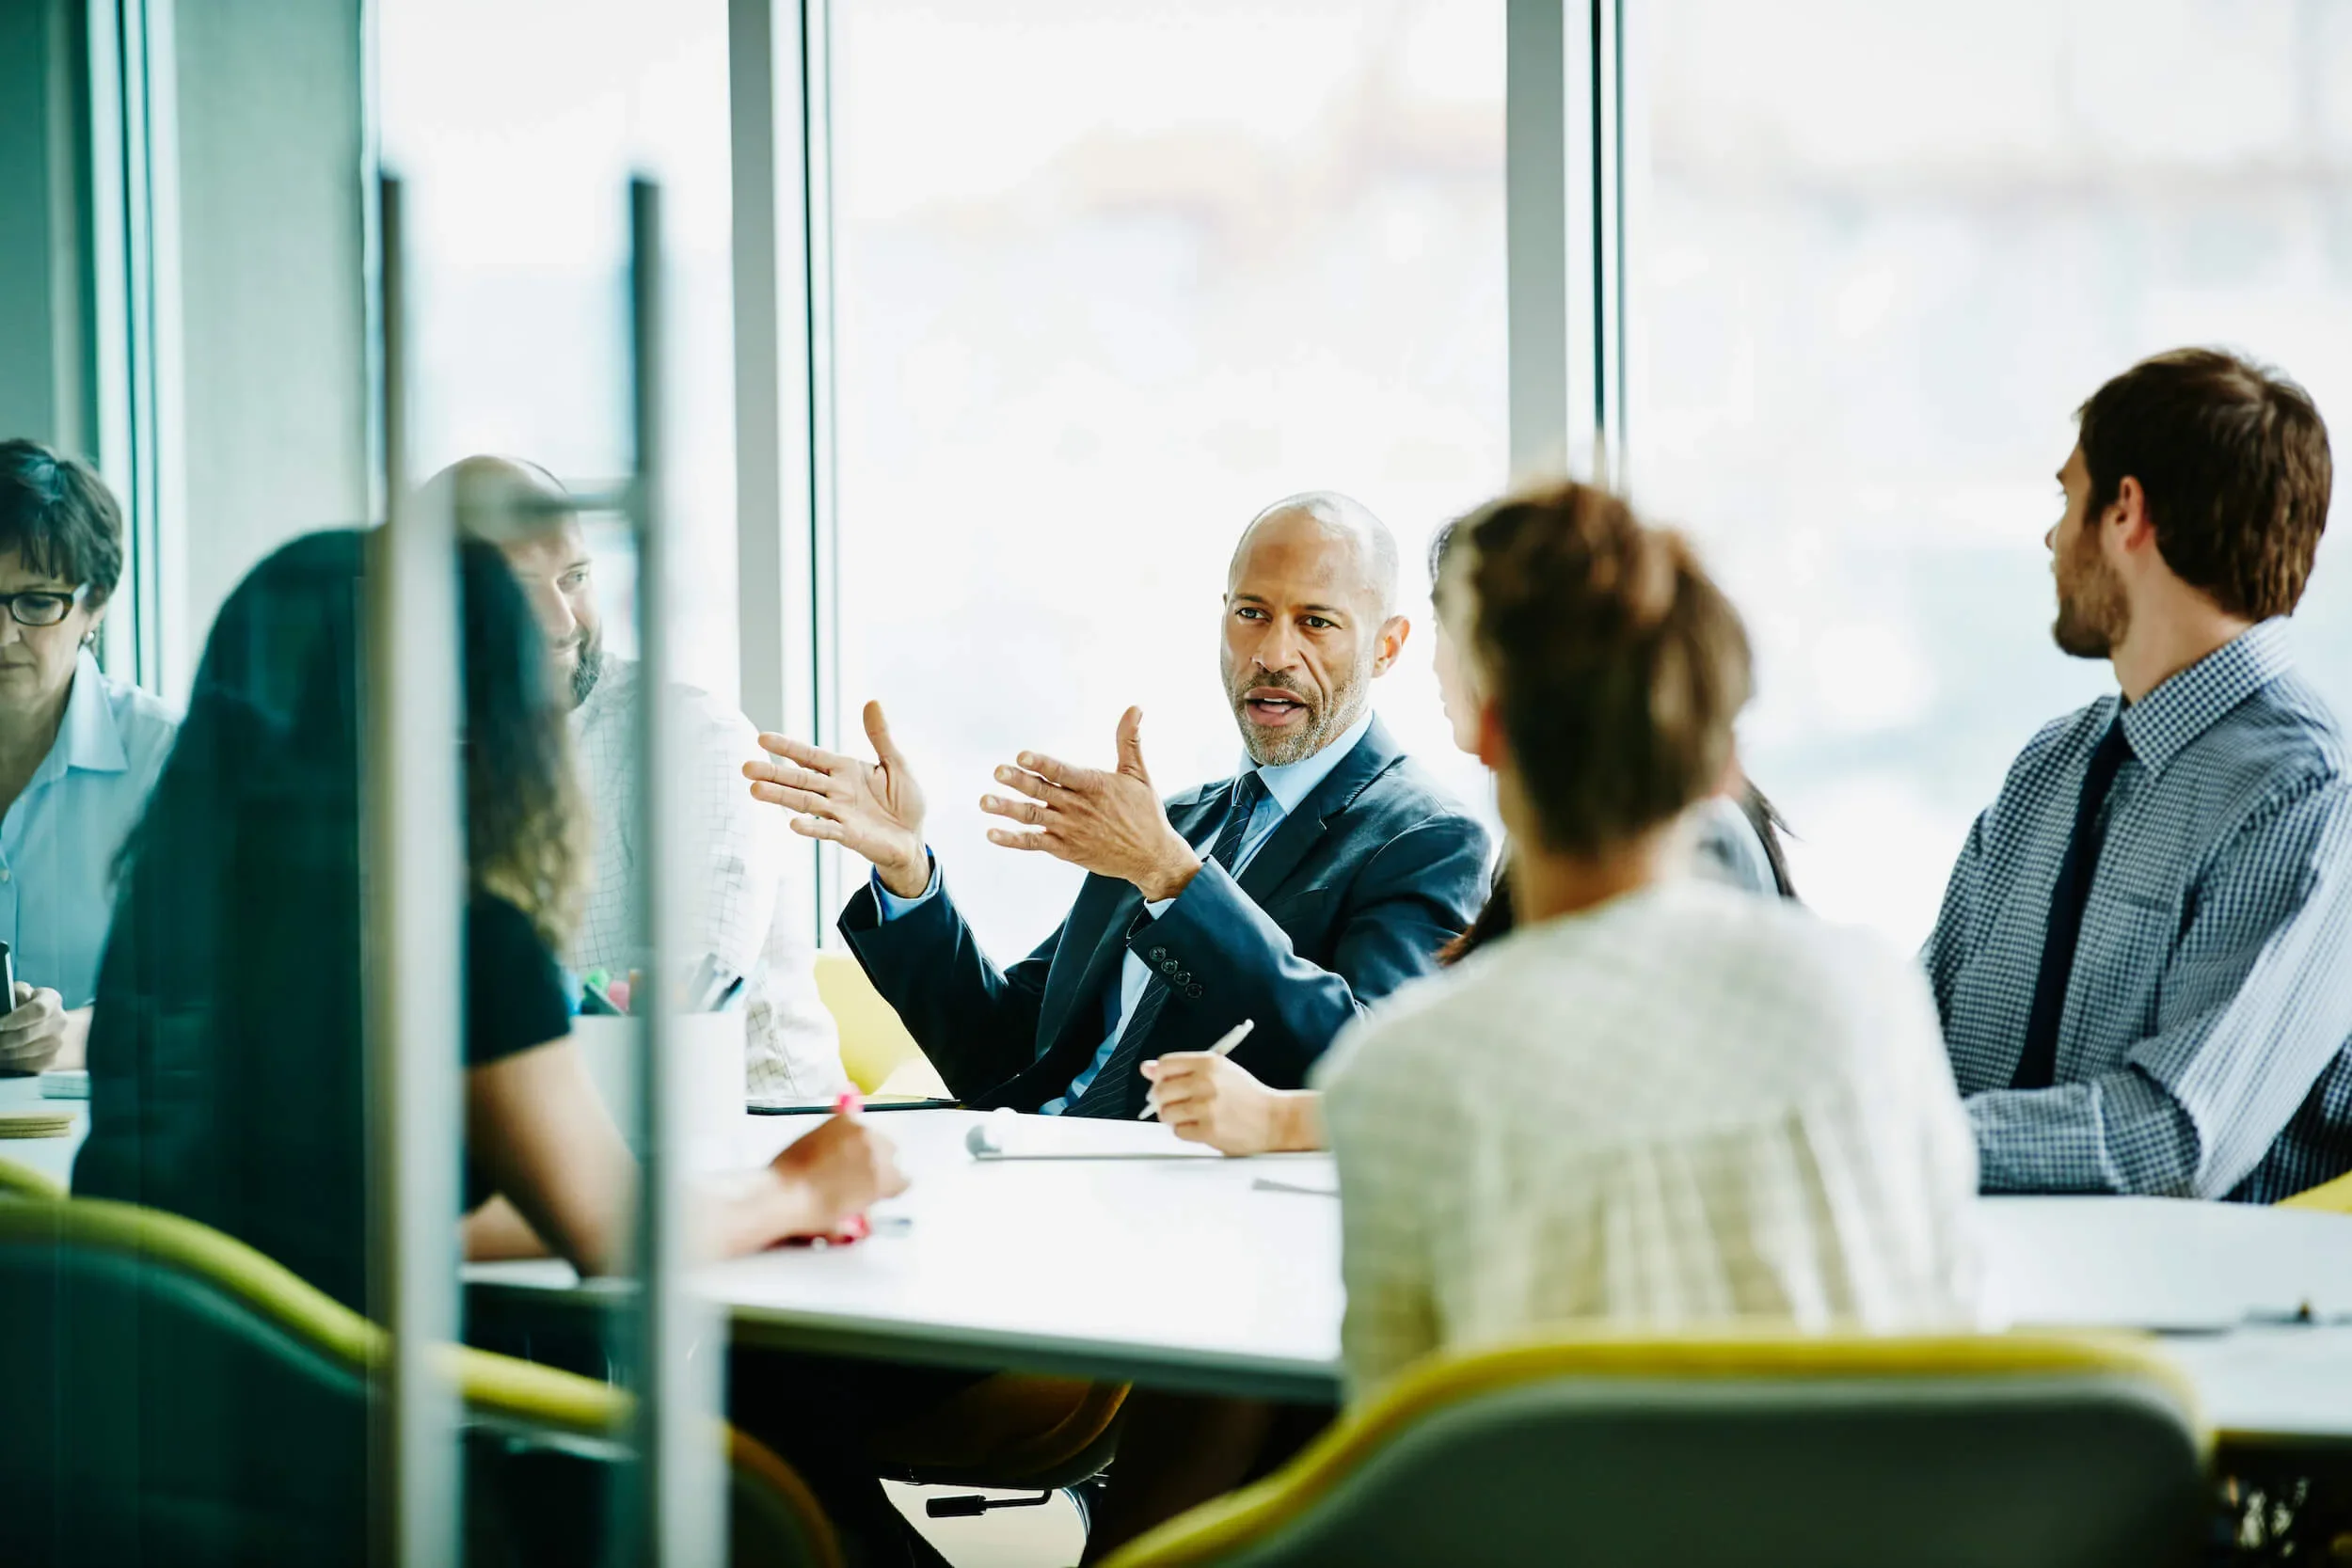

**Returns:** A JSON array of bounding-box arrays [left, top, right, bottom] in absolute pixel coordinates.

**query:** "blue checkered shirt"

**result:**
[[1923, 620, 2352, 1203]]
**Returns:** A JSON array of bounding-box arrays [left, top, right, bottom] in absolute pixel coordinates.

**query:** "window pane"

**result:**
[[377, 0, 739, 697], [1631, 0, 2352, 944], [831, 0, 1507, 951]]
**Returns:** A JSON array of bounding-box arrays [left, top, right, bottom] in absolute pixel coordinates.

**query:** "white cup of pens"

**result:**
[[572, 956, 751, 1175]]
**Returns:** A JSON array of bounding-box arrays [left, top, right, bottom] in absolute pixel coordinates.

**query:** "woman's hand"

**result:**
[[1141, 1053, 1325, 1155], [0, 985, 72, 1073], [770, 1112, 909, 1236]]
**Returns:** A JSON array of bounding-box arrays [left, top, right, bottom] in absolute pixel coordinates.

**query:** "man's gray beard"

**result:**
[[569, 639, 605, 708], [1237, 678, 1365, 767]]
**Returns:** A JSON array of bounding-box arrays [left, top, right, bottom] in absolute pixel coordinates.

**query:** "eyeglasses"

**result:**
[[0, 585, 88, 628]]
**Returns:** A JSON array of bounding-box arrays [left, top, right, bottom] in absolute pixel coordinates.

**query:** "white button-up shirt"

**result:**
[[0, 648, 177, 1006], [1317, 877, 1982, 1402], [570, 657, 847, 1095]]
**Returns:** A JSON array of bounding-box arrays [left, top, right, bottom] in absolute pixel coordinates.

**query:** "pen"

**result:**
[[833, 1088, 871, 1242], [1139, 1018, 1256, 1120]]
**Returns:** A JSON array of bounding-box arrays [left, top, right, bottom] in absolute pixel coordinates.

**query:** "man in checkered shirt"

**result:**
[[1924, 349, 2350, 1202], [446, 457, 849, 1098]]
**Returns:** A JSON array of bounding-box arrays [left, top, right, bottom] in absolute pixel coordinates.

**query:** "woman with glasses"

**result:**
[[0, 439, 175, 1074]]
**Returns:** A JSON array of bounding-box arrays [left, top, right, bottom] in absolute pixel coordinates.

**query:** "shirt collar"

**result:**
[[2118, 618, 2297, 777], [1241, 706, 1375, 819], [39, 647, 129, 784]]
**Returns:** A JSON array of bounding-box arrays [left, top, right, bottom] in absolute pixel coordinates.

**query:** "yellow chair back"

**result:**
[[2279, 1168, 2352, 1212], [1104, 1330, 2209, 1568], [0, 1196, 841, 1565], [815, 951, 924, 1094], [0, 1152, 66, 1200]]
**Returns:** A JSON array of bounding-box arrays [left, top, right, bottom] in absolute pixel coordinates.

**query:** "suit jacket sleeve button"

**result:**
[[1160, 959, 1180, 975], [1149, 946, 1168, 962], [1185, 983, 1204, 999]]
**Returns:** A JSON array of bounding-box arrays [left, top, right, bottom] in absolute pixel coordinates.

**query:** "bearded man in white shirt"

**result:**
[[438, 456, 847, 1097], [1319, 479, 1983, 1401]]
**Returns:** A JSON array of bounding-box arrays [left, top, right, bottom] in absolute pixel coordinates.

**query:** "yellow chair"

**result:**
[[815, 951, 928, 1094], [0, 1196, 840, 1567], [0, 1151, 65, 1199], [1104, 1332, 2210, 1568], [2279, 1168, 2352, 1212]]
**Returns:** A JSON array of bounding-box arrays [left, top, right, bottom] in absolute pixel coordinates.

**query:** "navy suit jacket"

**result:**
[[837, 718, 1490, 1113]]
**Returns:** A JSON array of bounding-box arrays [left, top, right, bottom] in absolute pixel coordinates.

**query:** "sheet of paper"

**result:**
[[964, 1108, 1225, 1160]]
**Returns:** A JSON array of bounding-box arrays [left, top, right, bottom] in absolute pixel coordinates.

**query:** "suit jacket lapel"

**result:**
[[1035, 790, 1227, 1050], [1234, 718, 1404, 904]]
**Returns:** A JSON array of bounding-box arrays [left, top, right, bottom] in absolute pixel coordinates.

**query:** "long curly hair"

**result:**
[[109, 528, 583, 945]]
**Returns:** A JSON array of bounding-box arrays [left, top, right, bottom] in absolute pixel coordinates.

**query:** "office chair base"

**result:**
[[926, 1489, 1055, 1519]]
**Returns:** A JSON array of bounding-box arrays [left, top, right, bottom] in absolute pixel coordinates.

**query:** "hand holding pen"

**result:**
[[1138, 1019, 1253, 1120], [769, 1088, 906, 1242]]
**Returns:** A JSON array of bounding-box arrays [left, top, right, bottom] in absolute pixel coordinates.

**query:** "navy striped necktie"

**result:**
[[2012, 717, 2133, 1091], [1066, 771, 1268, 1118]]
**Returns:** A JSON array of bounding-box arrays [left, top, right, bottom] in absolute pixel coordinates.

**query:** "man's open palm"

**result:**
[[745, 701, 931, 896], [980, 706, 1204, 900]]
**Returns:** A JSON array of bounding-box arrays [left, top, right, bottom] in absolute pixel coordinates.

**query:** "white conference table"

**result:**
[[0, 1074, 86, 1190], [468, 1109, 2352, 1447]]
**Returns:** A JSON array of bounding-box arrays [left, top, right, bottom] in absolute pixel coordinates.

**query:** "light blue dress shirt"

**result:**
[[877, 708, 1376, 1113], [0, 649, 177, 1007]]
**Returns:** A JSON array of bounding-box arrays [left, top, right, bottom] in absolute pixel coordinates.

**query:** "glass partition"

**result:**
[[827, 0, 1511, 952], [1629, 0, 2352, 943]]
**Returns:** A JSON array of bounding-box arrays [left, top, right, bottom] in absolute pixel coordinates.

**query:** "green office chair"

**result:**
[[1103, 1331, 2211, 1568], [0, 1196, 840, 1568]]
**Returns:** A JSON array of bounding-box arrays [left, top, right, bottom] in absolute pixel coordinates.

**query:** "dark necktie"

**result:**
[[1066, 771, 1269, 1118], [2012, 717, 2133, 1090]]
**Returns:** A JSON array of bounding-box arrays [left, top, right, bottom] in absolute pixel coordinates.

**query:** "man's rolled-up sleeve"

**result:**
[[1969, 775, 2352, 1196]]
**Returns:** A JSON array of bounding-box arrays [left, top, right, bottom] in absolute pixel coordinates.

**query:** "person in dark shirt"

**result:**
[[74, 529, 901, 1304], [69, 527, 909, 1563]]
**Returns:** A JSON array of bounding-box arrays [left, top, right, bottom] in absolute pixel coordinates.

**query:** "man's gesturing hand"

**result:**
[[744, 700, 931, 897], [980, 706, 1204, 901]]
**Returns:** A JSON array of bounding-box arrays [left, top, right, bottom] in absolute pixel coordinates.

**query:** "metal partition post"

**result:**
[[89, 0, 186, 695], [627, 175, 728, 1568], [728, 0, 829, 944], [1594, 0, 1625, 489], [801, 0, 843, 926], [362, 170, 465, 1568], [1505, 0, 1621, 488]]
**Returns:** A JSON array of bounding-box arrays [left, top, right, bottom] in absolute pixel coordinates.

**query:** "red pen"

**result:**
[[834, 1089, 871, 1243]]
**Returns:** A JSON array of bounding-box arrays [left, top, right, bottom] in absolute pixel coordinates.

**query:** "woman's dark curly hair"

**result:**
[[111, 527, 583, 949]]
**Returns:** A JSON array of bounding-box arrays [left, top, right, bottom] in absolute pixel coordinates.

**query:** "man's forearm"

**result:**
[[1966, 1074, 2202, 1196]]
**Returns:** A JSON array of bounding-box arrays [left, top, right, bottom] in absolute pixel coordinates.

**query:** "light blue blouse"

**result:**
[[0, 649, 177, 1006]]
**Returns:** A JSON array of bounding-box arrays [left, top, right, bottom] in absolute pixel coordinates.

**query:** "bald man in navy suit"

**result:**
[[747, 492, 1490, 1119]]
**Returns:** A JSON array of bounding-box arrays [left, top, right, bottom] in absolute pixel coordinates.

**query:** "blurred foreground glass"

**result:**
[[1629, 0, 2352, 945], [830, 0, 1509, 953]]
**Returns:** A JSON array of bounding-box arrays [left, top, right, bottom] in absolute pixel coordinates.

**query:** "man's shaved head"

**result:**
[[1229, 490, 1399, 619], [425, 453, 574, 544], [427, 455, 605, 708], [1220, 490, 1409, 766]]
